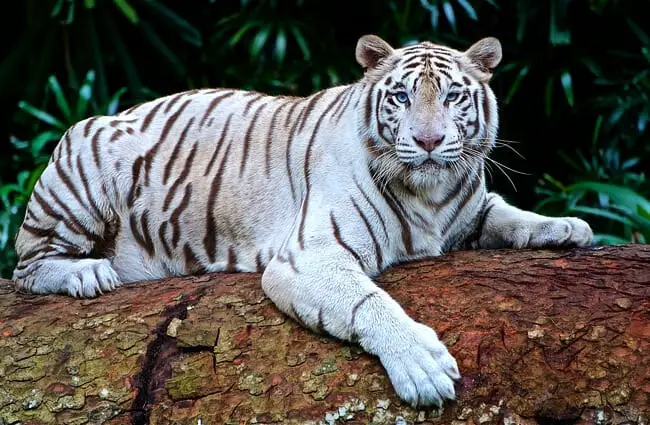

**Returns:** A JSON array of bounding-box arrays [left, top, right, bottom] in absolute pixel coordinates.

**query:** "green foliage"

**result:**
[[0, 71, 126, 278], [534, 8, 650, 244], [1, 0, 648, 277]]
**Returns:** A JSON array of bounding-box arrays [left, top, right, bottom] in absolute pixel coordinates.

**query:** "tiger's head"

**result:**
[[356, 35, 502, 190]]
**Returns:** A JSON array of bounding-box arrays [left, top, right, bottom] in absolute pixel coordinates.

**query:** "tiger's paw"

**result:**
[[526, 217, 593, 248], [378, 320, 460, 407], [62, 259, 122, 298]]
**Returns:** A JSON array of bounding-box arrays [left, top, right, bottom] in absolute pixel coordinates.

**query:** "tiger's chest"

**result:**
[[395, 179, 486, 260]]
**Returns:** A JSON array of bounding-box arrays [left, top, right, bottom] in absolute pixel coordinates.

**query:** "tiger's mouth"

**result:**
[[409, 158, 453, 171]]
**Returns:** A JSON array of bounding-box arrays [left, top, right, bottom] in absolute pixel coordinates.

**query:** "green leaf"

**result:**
[[229, 22, 259, 48], [16, 170, 30, 189], [26, 164, 48, 194], [626, 17, 649, 45], [568, 205, 635, 227], [10, 136, 29, 150], [106, 87, 127, 115], [139, 21, 186, 77], [52, 0, 65, 17], [104, 12, 143, 98], [591, 115, 603, 146], [608, 105, 625, 127], [67, 1, 76, 24], [289, 26, 311, 60], [142, 1, 203, 47], [18, 101, 67, 131], [442, 1, 457, 33], [514, 0, 529, 43], [30, 131, 62, 158], [569, 182, 650, 215], [560, 70, 574, 107], [455, 0, 477, 20], [274, 27, 287, 64], [637, 109, 648, 133], [75, 70, 96, 119], [53, 0, 76, 24], [47, 75, 72, 122], [504, 64, 529, 104], [113, 0, 139, 24], [542, 173, 567, 191], [250, 27, 271, 58], [327, 67, 340, 86], [557, 150, 582, 172], [622, 157, 640, 170], [580, 57, 603, 78], [84, 0, 96, 8], [428, 3, 440, 29], [549, 0, 571, 45], [312, 73, 322, 91], [593, 234, 631, 245]]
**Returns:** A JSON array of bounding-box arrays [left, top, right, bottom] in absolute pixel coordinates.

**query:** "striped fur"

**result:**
[[13, 35, 592, 407]]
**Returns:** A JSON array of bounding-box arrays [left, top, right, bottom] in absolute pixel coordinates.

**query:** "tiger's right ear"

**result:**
[[356, 35, 394, 70]]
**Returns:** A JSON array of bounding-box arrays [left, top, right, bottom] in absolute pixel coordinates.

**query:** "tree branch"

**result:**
[[0, 245, 648, 424]]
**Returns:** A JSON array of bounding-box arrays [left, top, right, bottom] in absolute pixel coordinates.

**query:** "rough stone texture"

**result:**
[[0, 245, 648, 425]]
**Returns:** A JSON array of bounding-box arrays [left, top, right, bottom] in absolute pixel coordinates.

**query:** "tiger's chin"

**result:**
[[401, 158, 457, 191]]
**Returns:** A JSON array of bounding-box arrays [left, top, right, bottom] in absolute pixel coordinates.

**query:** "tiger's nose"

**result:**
[[413, 134, 445, 152]]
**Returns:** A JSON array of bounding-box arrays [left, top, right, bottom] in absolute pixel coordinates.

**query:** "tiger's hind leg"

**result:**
[[13, 116, 141, 297]]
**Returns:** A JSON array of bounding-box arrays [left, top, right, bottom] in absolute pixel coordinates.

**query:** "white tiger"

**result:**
[[13, 35, 593, 407]]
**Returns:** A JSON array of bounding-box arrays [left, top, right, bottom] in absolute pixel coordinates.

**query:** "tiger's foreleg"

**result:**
[[475, 193, 593, 249], [262, 245, 460, 407], [13, 116, 144, 297]]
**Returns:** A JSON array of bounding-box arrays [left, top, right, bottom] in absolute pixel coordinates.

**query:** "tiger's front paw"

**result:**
[[527, 217, 593, 248], [377, 320, 460, 407]]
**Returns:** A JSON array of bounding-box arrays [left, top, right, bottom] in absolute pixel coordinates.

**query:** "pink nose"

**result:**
[[413, 134, 445, 152]]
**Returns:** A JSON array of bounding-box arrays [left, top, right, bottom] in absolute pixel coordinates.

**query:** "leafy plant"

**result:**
[[536, 177, 650, 245], [1, 0, 200, 108], [533, 6, 649, 245]]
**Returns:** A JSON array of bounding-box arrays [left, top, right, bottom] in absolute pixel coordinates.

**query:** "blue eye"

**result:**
[[395, 92, 409, 103], [446, 91, 460, 102]]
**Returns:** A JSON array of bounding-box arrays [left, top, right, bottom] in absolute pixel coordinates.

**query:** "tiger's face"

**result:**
[[356, 35, 502, 189]]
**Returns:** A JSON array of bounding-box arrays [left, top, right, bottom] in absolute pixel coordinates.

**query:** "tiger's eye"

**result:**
[[395, 92, 409, 103], [446, 91, 460, 102]]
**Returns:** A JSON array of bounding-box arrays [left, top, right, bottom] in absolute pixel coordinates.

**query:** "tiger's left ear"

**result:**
[[463, 37, 502, 81], [356, 35, 394, 70]]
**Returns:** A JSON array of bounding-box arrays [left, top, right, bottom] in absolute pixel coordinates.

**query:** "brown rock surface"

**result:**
[[0, 245, 648, 424]]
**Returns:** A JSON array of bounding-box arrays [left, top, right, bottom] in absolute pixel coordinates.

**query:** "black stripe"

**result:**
[[163, 142, 198, 212], [240, 102, 268, 177], [163, 117, 195, 185], [354, 176, 389, 240], [265, 101, 291, 177], [199, 91, 235, 127], [330, 212, 363, 267], [169, 183, 193, 249], [203, 142, 233, 263], [351, 198, 383, 270], [204, 114, 233, 177]]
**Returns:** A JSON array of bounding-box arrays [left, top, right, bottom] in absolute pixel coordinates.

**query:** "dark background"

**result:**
[[0, 0, 648, 277]]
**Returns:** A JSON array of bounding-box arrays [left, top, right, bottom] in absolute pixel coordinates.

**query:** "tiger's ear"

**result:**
[[463, 37, 502, 80], [356, 35, 394, 70]]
